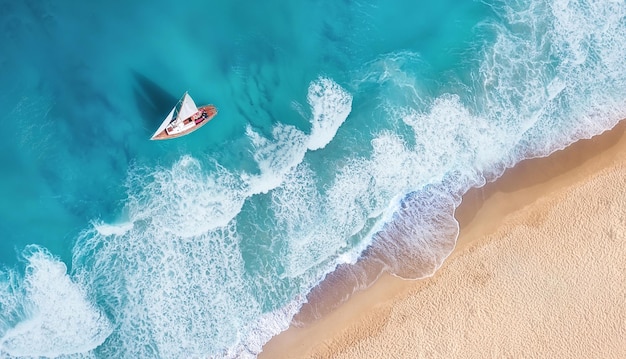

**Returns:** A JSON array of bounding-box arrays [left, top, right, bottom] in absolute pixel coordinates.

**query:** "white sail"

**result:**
[[151, 106, 176, 139], [150, 92, 203, 140], [176, 92, 198, 122]]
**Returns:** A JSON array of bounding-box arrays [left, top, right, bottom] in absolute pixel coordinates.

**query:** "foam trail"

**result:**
[[0, 246, 112, 358], [245, 77, 352, 194]]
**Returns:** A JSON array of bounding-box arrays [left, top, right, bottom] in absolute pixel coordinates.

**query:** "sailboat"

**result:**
[[150, 92, 218, 140]]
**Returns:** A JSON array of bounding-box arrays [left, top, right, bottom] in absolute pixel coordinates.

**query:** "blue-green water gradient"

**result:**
[[1, 0, 625, 357]]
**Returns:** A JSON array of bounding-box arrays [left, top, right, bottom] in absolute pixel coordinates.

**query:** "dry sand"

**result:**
[[261, 121, 626, 359]]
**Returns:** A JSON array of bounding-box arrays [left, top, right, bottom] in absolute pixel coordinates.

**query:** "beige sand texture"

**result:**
[[260, 123, 626, 359], [314, 162, 626, 358]]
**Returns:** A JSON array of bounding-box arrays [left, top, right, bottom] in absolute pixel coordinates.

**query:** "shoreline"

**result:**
[[260, 120, 626, 358]]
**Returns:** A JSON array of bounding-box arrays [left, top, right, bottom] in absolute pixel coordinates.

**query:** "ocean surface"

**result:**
[[1, 0, 625, 357]]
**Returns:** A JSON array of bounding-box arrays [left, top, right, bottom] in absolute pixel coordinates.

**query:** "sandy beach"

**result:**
[[261, 120, 626, 358]]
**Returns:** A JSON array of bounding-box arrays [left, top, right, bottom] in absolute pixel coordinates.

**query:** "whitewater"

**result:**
[[1, 0, 625, 358]]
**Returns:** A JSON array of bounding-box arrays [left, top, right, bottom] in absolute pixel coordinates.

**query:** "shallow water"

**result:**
[[1, 0, 625, 357]]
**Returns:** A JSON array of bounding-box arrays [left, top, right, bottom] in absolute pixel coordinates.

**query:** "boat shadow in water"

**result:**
[[131, 70, 178, 131]]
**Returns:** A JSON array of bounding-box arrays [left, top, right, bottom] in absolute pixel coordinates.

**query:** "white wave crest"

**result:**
[[93, 220, 134, 237], [244, 77, 352, 194], [306, 77, 353, 151]]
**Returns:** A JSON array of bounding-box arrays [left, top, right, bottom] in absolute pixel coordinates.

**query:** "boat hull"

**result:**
[[150, 105, 218, 140]]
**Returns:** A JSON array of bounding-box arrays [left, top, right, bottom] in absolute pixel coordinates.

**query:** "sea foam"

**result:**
[[247, 0, 626, 350], [63, 77, 354, 358], [361, 0, 626, 280], [0, 246, 112, 358], [306, 77, 353, 151], [2, 0, 626, 358]]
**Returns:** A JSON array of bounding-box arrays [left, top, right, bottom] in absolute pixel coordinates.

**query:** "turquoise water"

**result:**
[[1, 0, 625, 357]]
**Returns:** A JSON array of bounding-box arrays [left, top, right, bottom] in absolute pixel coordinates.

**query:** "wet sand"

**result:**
[[260, 120, 626, 358]]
